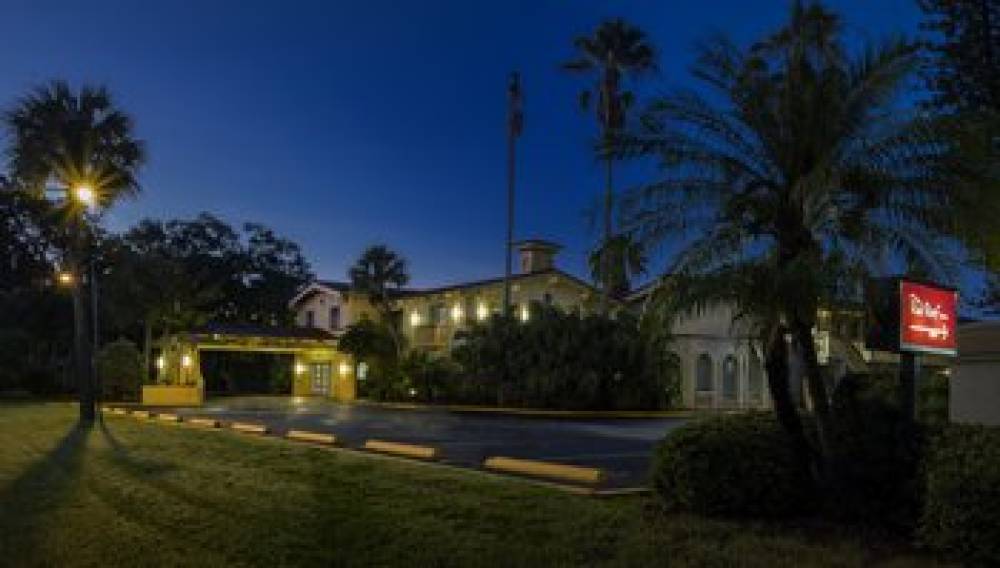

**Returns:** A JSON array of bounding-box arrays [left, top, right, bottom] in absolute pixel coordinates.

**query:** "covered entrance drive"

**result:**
[[143, 323, 354, 406]]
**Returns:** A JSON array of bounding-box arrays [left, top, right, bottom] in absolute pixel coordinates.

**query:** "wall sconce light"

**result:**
[[519, 304, 530, 322], [155, 356, 165, 370], [338, 362, 351, 376], [451, 303, 463, 322], [477, 302, 489, 321], [294, 363, 307, 375], [410, 311, 422, 327], [181, 354, 192, 368]]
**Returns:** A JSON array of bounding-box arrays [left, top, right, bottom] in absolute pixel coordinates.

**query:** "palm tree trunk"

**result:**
[[142, 317, 153, 387], [764, 325, 815, 482], [70, 253, 95, 424], [791, 317, 834, 480], [600, 151, 613, 314]]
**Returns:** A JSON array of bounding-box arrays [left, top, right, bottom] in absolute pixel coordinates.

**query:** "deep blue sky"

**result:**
[[0, 0, 923, 287]]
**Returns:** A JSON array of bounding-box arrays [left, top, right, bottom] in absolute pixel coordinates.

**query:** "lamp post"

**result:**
[[50, 182, 101, 423]]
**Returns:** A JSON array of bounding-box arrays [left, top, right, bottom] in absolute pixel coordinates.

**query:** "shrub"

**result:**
[[919, 424, 1000, 566], [651, 413, 813, 518], [452, 304, 679, 410], [96, 339, 142, 401], [825, 375, 925, 528]]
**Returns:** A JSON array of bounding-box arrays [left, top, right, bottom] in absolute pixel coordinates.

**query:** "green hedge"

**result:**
[[651, 413, 813, 518], [919, 424, 1000, 566]]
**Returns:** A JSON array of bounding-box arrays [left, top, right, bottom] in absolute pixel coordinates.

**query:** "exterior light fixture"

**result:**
[[338, 362, 351, 376], [451, 303, 463, 323], [477, 302, 489, 321], [410, 311, 422, 327], [56, 271, 75, 286], [181, 354, 192, 368], [408, 387, 417, 397], [519, 304, 530, 322], [294, 363, 307, 375], [73, 184, 95, 207], [358, 362, 368, 380], [155, 356, 165, 370]]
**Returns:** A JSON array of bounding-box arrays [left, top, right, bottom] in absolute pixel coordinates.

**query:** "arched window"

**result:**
[[722, 355, 738, 400], [696, 354, 713, 392], [748, 350, 764, 402]]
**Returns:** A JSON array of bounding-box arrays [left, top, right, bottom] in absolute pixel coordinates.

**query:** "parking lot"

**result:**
[[156, 397, 687, 489]]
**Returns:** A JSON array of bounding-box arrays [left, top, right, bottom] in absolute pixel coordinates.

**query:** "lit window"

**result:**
[[451, 302, 463, 323], [476, 302, 489, 321], [410, 311, 422, 327], [519, 304, 530, 322]]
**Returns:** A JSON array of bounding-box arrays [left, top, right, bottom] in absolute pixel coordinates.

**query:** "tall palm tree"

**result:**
[[621, 1, 964, 482], [348, 245, 410, 354], [564, 18, 655, 312], [588, 232, 647, 298], [4, 81, 145, 423]]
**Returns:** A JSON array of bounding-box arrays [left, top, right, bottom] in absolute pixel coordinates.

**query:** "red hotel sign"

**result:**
[[899, 280, 958, 356]]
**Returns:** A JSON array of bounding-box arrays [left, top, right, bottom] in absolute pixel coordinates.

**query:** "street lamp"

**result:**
[[73, 184, 95, 208]]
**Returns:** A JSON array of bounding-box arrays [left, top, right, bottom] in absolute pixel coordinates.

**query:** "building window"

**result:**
[[722, 355, 738, 400], [305, 310, 315, 328], [696, 354, 713, 392], [543, 292, 553, 305], [329, 306, 341, 330], [748, 350, 764, 402], [429, 303, 447, 325]]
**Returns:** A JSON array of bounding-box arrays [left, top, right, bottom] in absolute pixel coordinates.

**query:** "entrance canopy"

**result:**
[[146, 323, 354, 406]]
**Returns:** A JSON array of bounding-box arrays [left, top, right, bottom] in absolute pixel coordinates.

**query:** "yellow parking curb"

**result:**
[[130, 410, 151, 419], [483, 456, 605, 485], [186, 417, 221, 429], [286, 430, 337, 446], [229, 422, 270, 435], [363, 439, 439, 460]]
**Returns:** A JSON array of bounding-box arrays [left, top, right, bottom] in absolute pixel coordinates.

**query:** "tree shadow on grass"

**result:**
[[0, 419, 93, 561]]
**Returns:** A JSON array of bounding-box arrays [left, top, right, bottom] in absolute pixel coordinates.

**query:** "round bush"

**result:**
[[919, 424, 1000, 566], [651, 412, 813, 518]]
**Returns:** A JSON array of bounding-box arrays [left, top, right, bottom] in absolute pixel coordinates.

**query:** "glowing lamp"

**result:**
[[338, 362, 351, 376], [73, 185, 95, 206], [155, 356, 165, 370], [410, 311, 422, 327], [56, 272, 75, 286], [451, 303, 463, 322], [476, 302, 489, 321], [181, 354, 192, 368], [294, 363, 307, 375], [519, 304, 530, 322]]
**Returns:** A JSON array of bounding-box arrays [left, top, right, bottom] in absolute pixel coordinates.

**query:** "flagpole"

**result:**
[[503, 72, 521, 318]]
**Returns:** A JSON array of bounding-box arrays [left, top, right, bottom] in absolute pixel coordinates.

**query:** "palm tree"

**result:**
[[348, 245, 410, 354], [621, 1, 963, 482], [4, 81, 145, 423], [564, 18, 656, 312], [588, 233, 647, 298]]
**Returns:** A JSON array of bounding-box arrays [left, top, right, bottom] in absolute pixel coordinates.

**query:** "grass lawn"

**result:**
[[0, 403, 941, 567]]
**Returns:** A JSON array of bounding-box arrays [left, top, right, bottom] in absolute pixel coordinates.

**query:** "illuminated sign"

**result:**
[[899, 280, 957, 355], [865, 278, 958, 356]]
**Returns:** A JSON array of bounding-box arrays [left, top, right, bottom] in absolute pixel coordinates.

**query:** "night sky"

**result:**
[[0, 0, 923, 287]]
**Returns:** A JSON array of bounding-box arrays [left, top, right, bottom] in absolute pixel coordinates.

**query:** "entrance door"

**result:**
[[310, 363, 332, 396]]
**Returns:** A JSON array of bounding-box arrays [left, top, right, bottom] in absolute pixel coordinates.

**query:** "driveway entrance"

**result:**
[[162, 396, 687, 489]]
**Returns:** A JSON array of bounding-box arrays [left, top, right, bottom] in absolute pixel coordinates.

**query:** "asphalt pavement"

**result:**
[[158, 396, 688, 488]]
